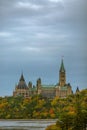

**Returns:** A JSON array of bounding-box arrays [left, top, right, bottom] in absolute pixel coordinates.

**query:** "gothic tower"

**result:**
[[59, 59, 66, 86]]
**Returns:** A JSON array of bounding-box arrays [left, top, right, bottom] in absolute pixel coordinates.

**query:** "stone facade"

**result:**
[[13, 59, 72, 98]]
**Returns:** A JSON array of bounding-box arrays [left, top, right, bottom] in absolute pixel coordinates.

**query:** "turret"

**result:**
[[37, 78, 42, 94], [28, 81, 32, 89], [76, 87, 80, 94]]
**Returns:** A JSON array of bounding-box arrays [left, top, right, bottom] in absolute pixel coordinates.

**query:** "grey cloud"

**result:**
[[0, 0, 86, 33], [0, 0, 64, 20]]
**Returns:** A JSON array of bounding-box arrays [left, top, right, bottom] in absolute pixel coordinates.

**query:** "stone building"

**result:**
[[13, 59, 72, 98]]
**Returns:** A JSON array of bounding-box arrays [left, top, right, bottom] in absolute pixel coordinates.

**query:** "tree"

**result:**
[[73, 94, 85, 130]]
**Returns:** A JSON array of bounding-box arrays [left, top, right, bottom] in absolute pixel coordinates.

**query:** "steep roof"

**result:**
[[60, 59, 65, 72], [17, 73, 28, 89], [19, 73, 25, 81]]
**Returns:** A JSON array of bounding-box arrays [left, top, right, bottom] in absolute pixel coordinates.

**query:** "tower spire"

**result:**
[[60, 58, 65, 72], [59, 58, 66, 86]]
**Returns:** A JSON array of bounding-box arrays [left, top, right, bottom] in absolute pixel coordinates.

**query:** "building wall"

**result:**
[[13, 88, 29, 98], [41, 89, 56, 98]]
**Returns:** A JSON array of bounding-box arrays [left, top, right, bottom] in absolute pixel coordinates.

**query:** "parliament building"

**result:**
[[13, 59, 72, 98]]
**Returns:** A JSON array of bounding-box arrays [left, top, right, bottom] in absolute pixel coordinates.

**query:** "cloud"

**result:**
[[15, 1, 42, 10], [0, 32, 12, 37], [36, 32, 68, 41], [49, 0, 63, 3]]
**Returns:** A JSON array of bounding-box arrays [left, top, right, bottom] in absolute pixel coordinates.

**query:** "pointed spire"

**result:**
[[19, 73, 25, 81], [76, 86, 79, 93], [60, 59, 65, 72]]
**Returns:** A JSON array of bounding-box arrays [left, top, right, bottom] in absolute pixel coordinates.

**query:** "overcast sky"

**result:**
[[0, 0, 87, 96]]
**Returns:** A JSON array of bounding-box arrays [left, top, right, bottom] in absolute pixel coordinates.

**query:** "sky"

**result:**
[[0, 0, 87, 96]]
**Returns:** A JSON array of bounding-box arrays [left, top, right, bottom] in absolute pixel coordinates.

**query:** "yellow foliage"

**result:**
[[46, 124, 61, 130], [0, 102, 8, 109], [51, 97, 59, 106], [23, 98, 30, 105]]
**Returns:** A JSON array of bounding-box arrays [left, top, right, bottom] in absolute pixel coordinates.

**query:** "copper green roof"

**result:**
[[60, 59, 65, 72], [59, 86, 67, 91], [42, 85, 55, 90], [29, 87, 37, 91]]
